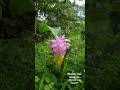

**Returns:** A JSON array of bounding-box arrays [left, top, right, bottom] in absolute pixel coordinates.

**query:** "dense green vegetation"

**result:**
[[35, 0, 85, 90], [86, 1, 120, 89], [1, 0, 120, 90], [0, 40, 34, 90], [0, 0, 34, 89]]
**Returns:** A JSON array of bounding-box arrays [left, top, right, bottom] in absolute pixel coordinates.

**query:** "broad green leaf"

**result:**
[[50, 82, 55, 86], [37, 23, 62, 36], [44, 85, 50, 90], [47, 26, 62, 36], [35, 76, 40, 82], [38, 23, 49, 33], [48, 84, 53, 89], [45, 77, 50, 83], [48, 74, 57, 84]]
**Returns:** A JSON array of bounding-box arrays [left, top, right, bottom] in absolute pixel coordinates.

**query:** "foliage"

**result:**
[[1, 0, 34, 39], [0, 0, 35, 89], [0, 40, 34, 90], [86, 1, 120, 89], [35, 0, 85, 90]]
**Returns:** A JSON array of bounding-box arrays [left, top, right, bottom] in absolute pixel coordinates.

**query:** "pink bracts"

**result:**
[[48, 35, 70, 55]]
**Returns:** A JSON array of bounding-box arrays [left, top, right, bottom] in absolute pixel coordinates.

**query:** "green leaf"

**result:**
[[48, 74, 57, 84], [69, 30, 79, 36], [61, 81, 68, 90], [35, 83, 39, 90], [39, 75, 45, 90], [37, 23, 62, 36], [38, 23, 49, 33], [67, 84, 72, 90], [50, 82, 55, 86], [45, 77, 50, 83], [48, 84, 53, 89], [35, 76, 40, 82], [44, 85, 50, 90], [47, 26, 62, 36]]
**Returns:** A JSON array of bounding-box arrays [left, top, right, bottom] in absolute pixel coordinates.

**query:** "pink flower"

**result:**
[[48, 35, 70, 55]]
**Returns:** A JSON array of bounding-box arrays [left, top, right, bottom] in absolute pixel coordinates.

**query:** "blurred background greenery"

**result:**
[[86, 0, 120, 89], [0, 0, 34, 90]]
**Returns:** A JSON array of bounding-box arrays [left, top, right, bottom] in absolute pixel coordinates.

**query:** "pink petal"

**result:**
[[59, 43, 64, 48], [62, 35, 65, 39], [50, 44, 57, 48], [60, 49, 66, 55], [66, 46, 70, 49], [58, 39, 63, 43], [53, 48, 58, 54], [48, 40, 56, 43], [62, 46, 66, 51]]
